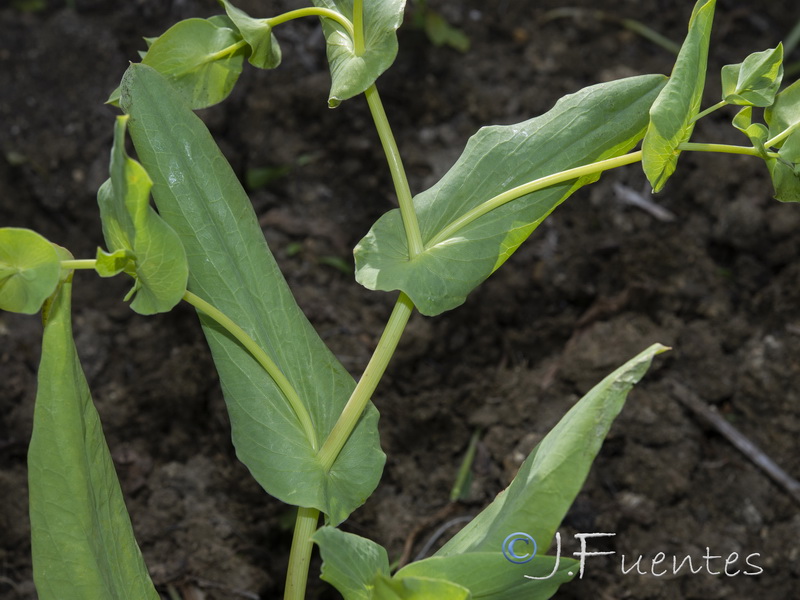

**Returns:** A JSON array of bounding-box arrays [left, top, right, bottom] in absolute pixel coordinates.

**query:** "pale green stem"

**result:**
[[182, 290, 318, 451], [426, 151, 644, 248], [426, 142, 778, 249], [692, 100, 727, 123], [283, 507, 320, 600], [353, 0, 365, 55], [60, 259, 97, 270], [364, 85, 424, 259], [677, 141, 777, 157], [765, 120, 800, 149], [267, 7, 355, 40], [318, 293, 414, 471]]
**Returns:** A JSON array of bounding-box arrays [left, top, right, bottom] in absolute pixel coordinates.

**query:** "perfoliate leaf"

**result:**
[[96, 115, 189, 315], [731, 106, 769, 152], [121, 64, 384, 524], [779, 128, 800, 165], [721, 44, 783, 107], [736, 89, 800, 202], [218, 0, 282, 69], [29, 280, 159, 600], [355, 75, 666, 316], [767, 155, 800, 202], [108, 17, 247, 109], [642, 0, 716, 192], [314, 527, 390, 600], [765, 78, 800, 146], [0, 227, 64, 314], [312, 0, 406, 107], [767, 127, 800, 202], [94, 247, 136, 278]]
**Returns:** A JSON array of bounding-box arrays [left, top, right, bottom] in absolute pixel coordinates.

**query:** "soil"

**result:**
[[2, 1, 800, 599]]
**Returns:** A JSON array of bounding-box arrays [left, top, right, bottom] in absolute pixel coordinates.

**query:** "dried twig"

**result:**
[[671, 381, 800, 505]]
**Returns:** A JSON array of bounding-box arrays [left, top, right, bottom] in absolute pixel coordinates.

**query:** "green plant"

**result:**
[[2, 1, 799, 598]]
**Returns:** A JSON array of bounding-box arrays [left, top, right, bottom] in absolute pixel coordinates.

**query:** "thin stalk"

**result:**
[[364, 85, 424, 259], [692, 100, 727, 123], [677, 141, 776, 157], [353, 0, 365, 56], [60, 259, 97, 270], [765, 120, 800, 149], [182, 290, 318, 451], [426, 151, 644, 248], [426, 141, 777, 249], [283, 507, 320, 600], [267, 7, 355, 40], [318, 293, 414, 471]]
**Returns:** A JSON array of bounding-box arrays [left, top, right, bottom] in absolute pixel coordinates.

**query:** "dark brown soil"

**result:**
[[2, 1, 800, 599]]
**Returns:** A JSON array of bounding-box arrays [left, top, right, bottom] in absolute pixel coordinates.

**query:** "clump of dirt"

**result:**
[[1, 1, 799, 599]]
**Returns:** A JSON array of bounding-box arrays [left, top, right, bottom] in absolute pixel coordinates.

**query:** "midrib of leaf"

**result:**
[[168, 39, 248, 79], [425, 151, 643, 249], [421, 89, 653, 249]]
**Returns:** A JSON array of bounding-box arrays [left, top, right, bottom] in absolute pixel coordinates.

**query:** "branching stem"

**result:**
[[692, 100, 727, 122], [267, 7, 355, 40], [318, 293, 414, 471]]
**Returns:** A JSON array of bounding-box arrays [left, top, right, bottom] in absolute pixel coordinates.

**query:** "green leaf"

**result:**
[[96, 115, 189, 315], [314, 527, 473, 599], [766, 126, 800, 203], [218, 0, 282, 69], [372, 573, 471, 599], [431, 344, 667, 559], [642, 0, 716, 192], [721, 44, 783, 107], [314, 527, 390, 600], [354, 74, 666, 316], [120, 63, 384, 524], [397, 552, 576, 600], [736, 98, 800, 203], [108, 17, 247, 109], [0, 228, 64, 314], [312, 0, 406, 107], [768, 155, 800, 202], [765, 78, 800, 146], [392, 346, 666, 598], [423, 11, 470, 53], [28, 279, 159, 600], [731, 106, 770, 151], [94, 247, 136, 278]]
